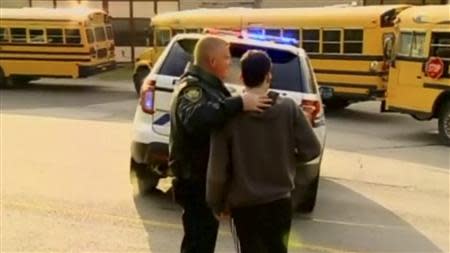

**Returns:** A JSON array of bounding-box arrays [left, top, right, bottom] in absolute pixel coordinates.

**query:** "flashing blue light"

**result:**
[[247, 27, 264, 35], [246, 32, 299, 46]]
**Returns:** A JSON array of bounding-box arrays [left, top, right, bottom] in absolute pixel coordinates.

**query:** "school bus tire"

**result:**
[[133, 67, 150, 96], [0, 68, 11, 89], [438, 100, 450, 146], [324, 98, 350, 111], [11, 76, 33, 87], [0, 75, 32, 89]]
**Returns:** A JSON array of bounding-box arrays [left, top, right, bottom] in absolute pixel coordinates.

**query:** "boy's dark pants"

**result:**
[[232, 197, 292, 253]]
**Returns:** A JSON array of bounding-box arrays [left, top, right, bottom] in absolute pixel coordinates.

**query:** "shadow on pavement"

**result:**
[[132, 190, 183, 253], [325, 104, 449, 170], [1, 81, 138, 122], [1, 82, 135, 109], [132, 178, 444, 253]]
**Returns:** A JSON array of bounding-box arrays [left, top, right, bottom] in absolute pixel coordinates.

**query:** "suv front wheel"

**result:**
[[130, 158, 160, 195]]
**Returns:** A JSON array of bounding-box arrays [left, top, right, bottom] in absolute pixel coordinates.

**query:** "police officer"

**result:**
[[141, 35, 271, 253]]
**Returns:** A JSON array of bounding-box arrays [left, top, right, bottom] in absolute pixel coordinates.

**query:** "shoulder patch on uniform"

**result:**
[[183, 86, 202, 103]]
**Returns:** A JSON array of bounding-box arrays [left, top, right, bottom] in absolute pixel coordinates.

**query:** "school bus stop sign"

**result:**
[[425, 57, 444, 80]]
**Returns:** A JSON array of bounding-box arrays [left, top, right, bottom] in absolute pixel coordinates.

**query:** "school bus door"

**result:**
[[153, 28, 171, 60], [387, 31, 431, 116]]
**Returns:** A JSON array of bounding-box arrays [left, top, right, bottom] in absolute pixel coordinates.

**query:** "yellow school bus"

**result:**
[[384, 5, 450, 145], [132, 8, 247, 93], [133, 5, 409, 109], [0, 7, 116, 88]]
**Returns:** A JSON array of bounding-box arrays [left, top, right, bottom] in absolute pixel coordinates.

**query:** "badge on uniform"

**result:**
[[184, 87, 202, 103]]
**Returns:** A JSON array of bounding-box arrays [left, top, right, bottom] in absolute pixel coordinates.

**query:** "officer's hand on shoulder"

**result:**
[[241, 92, 272, 113]]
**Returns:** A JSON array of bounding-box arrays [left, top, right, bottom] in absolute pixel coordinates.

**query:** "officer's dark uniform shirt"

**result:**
[[169, 64, 243, 185]]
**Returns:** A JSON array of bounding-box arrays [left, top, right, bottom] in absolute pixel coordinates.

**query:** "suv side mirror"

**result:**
[[319, 86, 334, 100]]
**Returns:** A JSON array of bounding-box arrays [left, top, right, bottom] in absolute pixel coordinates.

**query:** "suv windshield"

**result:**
[[158, 38, 309, 93]]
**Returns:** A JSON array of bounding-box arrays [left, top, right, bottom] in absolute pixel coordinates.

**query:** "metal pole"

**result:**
[[29, 0, 32, 7], [130, 0, 135, 62], [103, 0, 108, 12], [53, 0, 57, 8]]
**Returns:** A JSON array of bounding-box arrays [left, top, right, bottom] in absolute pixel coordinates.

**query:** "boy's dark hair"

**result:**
[[240, 50, 272, 88]]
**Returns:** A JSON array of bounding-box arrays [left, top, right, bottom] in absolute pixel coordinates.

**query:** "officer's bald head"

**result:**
[[194, 36, 231, 80]]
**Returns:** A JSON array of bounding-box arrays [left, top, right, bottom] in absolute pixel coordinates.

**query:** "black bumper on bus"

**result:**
[[78, 61, 116, 78]]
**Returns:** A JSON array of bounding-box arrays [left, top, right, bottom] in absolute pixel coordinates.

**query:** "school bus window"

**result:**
[[266, 29, 281, 37], [172, 29, 184, 36], [411, 33, 426, 58], [186, 28, 200, 34], [302, 29, 320, 53], [11, 28, 27, 43], [47, 28, 63, 44], [283, 29, 300, 41], [0, 28, 9, 43], [148, 28, 154, 47], [65, 29, 81, 44], [94, 27, 106, 42], [431, 32, 450, 59], [323, 30, 341, 54], [398, 32, 413, 56], [29, 29, 45, 43], [86, 29, 94, 44], [106, 26, 113, 40], [344, 29, 363, 54], [155, 29, 171, 47]]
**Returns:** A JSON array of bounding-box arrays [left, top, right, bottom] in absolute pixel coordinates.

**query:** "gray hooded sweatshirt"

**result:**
[[206, 96, 322, 213]]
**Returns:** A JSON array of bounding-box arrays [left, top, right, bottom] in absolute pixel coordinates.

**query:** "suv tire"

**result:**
[[297, 176, 319, 213], [130, 158, 160, 195]]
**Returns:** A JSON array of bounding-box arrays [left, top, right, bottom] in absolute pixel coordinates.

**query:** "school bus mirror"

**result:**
[[383, 37, 395, 60], [319, 86, 334, 100]]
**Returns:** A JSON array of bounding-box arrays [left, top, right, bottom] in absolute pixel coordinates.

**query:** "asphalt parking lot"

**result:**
[[1, 70, 449, 252]]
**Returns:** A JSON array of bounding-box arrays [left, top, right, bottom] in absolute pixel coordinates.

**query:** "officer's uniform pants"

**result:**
[[174, 180, 219, 253], [231, 198, 292, 253]]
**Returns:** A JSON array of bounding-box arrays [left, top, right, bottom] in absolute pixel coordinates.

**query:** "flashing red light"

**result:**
[[301, 99, 322, 127]]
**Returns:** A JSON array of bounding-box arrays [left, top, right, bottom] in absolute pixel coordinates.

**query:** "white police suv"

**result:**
[[131, 31, 330, 212]]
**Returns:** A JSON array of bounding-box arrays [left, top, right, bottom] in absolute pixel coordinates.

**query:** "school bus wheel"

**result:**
[[438, 100, 450, 146], [11, 76, 34, 86], [0, 71, 17, 89], [0, 67, 6, 88], [323, 98, 350, 111], [133, 67, 150, 96]]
